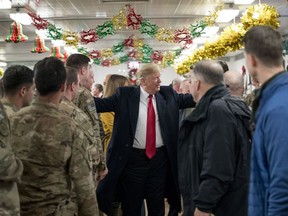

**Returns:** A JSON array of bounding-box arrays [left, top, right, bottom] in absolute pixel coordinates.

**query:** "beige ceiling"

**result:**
[[0, 0, 287, 64]]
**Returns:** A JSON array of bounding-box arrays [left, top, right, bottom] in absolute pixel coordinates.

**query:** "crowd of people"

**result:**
[[1, 25, 288, 216]]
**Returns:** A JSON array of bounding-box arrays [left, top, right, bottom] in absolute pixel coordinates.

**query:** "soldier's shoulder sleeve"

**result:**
[[69, 126, 98, 215], [0, 102, 23, 182]]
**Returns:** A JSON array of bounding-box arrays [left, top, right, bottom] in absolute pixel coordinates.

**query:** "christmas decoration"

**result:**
[[112, 43, 125, 53], [139, 19, 159, 36], [102, 59, 111, 67], [47, 24, 63, 40], [50, 46, 64, 59], [190, 21, 207, 38], [28, 12, 48, 30], [174, 28, 193, 48], [80, 29, 98, 44], [112, 9, 127, 30], [96, 21, 115, 39], [155, 28, 174, 43], [89, 50, 101, 59], [126, 5, 142, 29], [62, 31, 80, 47], [31, 35, 49, 53], [5, 22, 28, 43], [128, 68, 138, 84]]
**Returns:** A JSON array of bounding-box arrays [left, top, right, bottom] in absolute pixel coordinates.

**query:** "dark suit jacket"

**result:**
[[94, 86, 195, 214]]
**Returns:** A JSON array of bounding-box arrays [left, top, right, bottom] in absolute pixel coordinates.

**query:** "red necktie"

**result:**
[[146, 95, 156, 159]]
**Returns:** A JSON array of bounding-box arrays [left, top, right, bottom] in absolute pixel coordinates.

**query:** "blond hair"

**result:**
[[137, 63, 161, 81], [104, 74, 129, 97]]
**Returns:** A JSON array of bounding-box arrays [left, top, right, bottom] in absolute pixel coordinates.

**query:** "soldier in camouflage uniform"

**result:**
[[66, 54, 106, 176], [0, 100, 23, 216], [1, 65, 35, 117], [10, 57, 98, 216], [59, 66, 101, 214]]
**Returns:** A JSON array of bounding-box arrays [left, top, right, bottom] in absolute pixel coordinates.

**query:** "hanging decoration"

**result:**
[[62, 31, 80, 47], [28, 12, 48, 30], [126, 5, 142, 29], [50, 46, 64, 59], [89, 50, 101, 59], [31, 35, 49, 53], [77, 35, 182, 67], [175, 4, 280, 75], [155, 28, 174, 43], [5, 21, 28, 43], [190, 21, 207, 38], [80, 29, 98, 44], [112, 8, 127, 30], [96, 21, 115, 39], [28, 5, 217, 50], [139, 19, 159, 37], [47, 23, 63, 40], [174, 28, 193, 48], [0, 67, 3, 78], [241, 4, 280, 30], [128, 68, 138, 84], [63, 51, 70, 63]]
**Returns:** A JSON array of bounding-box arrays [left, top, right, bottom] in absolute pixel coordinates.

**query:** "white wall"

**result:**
[[92, 64, 183, 86]]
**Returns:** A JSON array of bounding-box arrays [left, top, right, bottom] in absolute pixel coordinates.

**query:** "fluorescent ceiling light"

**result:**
[[0, 62, 7, 67], [216, 9, 239, 23], [96, 12, 107, 18], [193, 37, 208, 44], [0, 0, 12, 9], [234, 0, 255, 4], [52, 40, 66, 46], [10, 13, 32, 25], [202, 26, 220, 37]]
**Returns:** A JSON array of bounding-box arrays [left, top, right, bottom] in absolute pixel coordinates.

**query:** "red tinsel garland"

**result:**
[[80, 29, 98, 44]]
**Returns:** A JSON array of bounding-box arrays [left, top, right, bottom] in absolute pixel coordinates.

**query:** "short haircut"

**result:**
[[93, 83, 103, 92], [224, 71, 244, 91], [3, 65, 34, 95], [66, 66, 78, 86], [243, 25, 283, 67], [34, 57, 66, 96], [137, 63, 161, 80], [217, 60, 229, 73], [66, 53, 91, 71], [104, 74, 129, 97], [192, 60, 224, 85]]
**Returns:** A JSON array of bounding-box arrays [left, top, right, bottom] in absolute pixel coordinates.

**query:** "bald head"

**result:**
[[224, 70, 244, 97]]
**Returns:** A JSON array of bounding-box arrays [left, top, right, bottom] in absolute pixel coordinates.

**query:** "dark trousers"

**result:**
[[119, 147, 168, 216]]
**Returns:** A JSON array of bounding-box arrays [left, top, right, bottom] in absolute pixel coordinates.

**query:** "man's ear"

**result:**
[[196, 80, 201, 91], [80, 66, 86, 76], [60, 83, 66, 93], [19, 86, 26, 97], [248, 54, 257, 68]]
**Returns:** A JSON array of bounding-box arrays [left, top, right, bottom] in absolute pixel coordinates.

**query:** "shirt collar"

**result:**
[[140, 86, 153, 99]]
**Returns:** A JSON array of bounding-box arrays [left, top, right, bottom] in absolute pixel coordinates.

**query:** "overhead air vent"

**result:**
[[101, 0, 150, 3]]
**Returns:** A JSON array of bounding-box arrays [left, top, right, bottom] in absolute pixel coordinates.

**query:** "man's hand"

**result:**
[[194, 208, 213, 216], [97, 167, 108, 181]]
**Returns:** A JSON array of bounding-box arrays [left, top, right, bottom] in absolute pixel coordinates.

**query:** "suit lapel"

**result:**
[[128, 87, 140, 136], [155, 91, 167, 130]]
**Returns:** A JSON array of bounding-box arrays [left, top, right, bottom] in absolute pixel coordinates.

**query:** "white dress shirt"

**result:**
[[133, 87, 164, 149]]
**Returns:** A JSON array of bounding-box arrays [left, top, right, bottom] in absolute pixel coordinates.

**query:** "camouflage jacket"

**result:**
[[0, 99, 17, 117], [73, 86, 105, 168], [10, 100, 98, 216], [60, 96, 102, 176], [0, 101, 23, 216]]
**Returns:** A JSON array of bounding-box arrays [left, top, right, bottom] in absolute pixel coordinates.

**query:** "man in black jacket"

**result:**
[[178, 60, 251, 216]]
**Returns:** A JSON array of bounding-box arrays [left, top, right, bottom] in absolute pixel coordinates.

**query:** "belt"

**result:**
[[132, 146, 166, 154]]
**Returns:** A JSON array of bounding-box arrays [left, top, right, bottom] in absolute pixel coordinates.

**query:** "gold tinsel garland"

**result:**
[[175, 4, 280, 75], [0, 67, 3, 77]]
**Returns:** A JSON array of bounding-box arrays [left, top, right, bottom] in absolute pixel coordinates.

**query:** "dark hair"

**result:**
[[192, 60, 223, 85], [34, 57, 66, 96], [217, 60, 229, 73], [243, 25, 283, 67], [66, 66, 78, 86], [3, 65, 34, 95], [94, 83, 103, 92], [66, 53, 90, 71]]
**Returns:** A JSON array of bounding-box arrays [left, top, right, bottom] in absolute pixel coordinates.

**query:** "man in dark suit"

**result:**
[[94, 63, 195, 215]]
